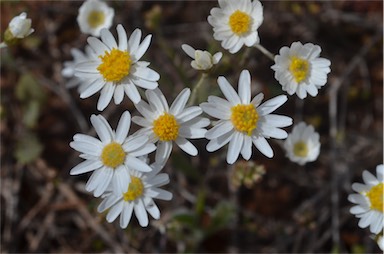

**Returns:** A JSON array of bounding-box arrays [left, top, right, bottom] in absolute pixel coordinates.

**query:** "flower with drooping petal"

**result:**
[[97, 162, 173, 228], [62, 46, 96, 90], [75, 24, 160, 111], [8, 12, 34, 39], [200, 69, 292, 164], [207, 0, 263, 54], [181, 44, 222, 71], [1, 12, 34, 48], [348, 164, 384, 234], [271, 41, 331, 99], [133, 88, 209, 166], [283, 122, 320, 166], [77, 0, 114, 37], [69, 111, 156, 197]]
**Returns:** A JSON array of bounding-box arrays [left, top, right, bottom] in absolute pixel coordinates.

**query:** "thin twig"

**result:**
[[254, 43, 275, 61], [188, 72, 208, 106]]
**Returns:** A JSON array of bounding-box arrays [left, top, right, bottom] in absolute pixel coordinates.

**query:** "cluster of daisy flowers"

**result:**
[[8, 0, 372, 246]]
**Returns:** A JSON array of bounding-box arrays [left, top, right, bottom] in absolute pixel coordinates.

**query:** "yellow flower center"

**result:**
[[366, 182, 383, 212], [100, 142, 125, 168], [289, 56, 309, 83], [87, 10, 106, 28], [293, 141, 308, 157], [97, 48, 131, 82], [153, 113, 179, 141], [231, 104, 258, 136], [123, 176, 144, 201], [229, 10, 251, 35]]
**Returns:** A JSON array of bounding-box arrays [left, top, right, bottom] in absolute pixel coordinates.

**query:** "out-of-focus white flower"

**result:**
[[181, 44, 222, 71], [69, 111, 156, 197], [348, 164, 384, 234], [97, 163, 173, 228], [75, 24, 160, 111], [200, 70, 292, 164], [133, 88, 209, 166], [77, 0, 114, 37], [271, 42, 331, 99], [8, 12, 34, 39], [207, 0, 263, 54], [283, 122, 320, 165], [62, 46, 96, 90]]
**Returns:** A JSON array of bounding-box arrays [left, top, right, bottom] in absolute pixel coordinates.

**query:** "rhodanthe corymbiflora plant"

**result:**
[[5, 0, 379, 250]]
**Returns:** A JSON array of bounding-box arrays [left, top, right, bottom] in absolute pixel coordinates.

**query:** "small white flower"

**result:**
[[97, 163, 173, 228], [271, 41, 331, 99], [348, 164, 384, 234], [283, 122, 320, 166], [181, 44, 222, 71], [69, 111, 156, 197], [77, 0, 114, 37], [75, 24, 160, 111], [133, 88, 209, 166], [62, 46, 96, 90], [8, 12, 34, 39], [200, 70, 292, 164], [207, 0, 263, 54]]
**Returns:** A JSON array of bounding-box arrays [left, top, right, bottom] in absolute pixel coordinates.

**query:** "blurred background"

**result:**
[[1, 1, 383, 253]]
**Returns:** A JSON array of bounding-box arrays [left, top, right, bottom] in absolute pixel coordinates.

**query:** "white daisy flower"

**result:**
[[75, 24, 160, 111], [207, 0, 263, 54], [97, 163, 173, 228], [69, 111, 156, 197], [8, 12, 34, 39], [271, 41, 331, 99], [62, 46, 96, 90], [348, 164, 384, 234], [200, 70, 292, 164], [283, 122, 320, 166], [181, 44, 222, 71], [132, 88, 209, 166], [77, 0, 114, 37]]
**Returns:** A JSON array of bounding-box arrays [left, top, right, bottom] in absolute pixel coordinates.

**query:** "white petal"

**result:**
[[227, 132, 243, 164], [98, 195, 121, 213], [206, 131, 234, 152], [70, 141, 100, 156], [106, 201, 124, 222], [120, 202, 133, 228], [238, 70, 251, 104], [241, 135, 252, 160], [132, 77, 158, 90], [175, 137, 198, 156], [363, 170, 379, 186], [70, 160, 103, 175], [177, 107, 202, 123], [252, 136, 273, 158], [124, 83, 141, 103], [133, 67, 160, 81], [200, 103, 231, 120], [90, 114, 113, 143], [147, 187, 173, 200], [155, 141, 172, 166], [217, 76, 241, 105], [123, 134, 148, 152], [93, 167, 114, 197], [170, 88, 190, 116], [101, 28, 117, 49], [115, 111, 131, 144], [128, 29, 142, 54], [257, 95, 288, 116], [97, 83, 115, 111], [112, 165, 130, 196], [133, 34, 152, 61], [178, 126, 206, 139], [125, 156, 152, 172], [145, 199, 160, 219], [128, 143, 156, 157], [181, 44, 196, 59], [205, 120, 233, 140], [134, 199, 149, 227], [87, 37, 109, 56], [117, 24, 128, 50], [113, 85, 125, 105], [80, 78, 105, 99]]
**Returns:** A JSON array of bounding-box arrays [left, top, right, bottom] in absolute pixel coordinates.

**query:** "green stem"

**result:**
[[254, 43, 275, 61], [188, 72, 208, 106]]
